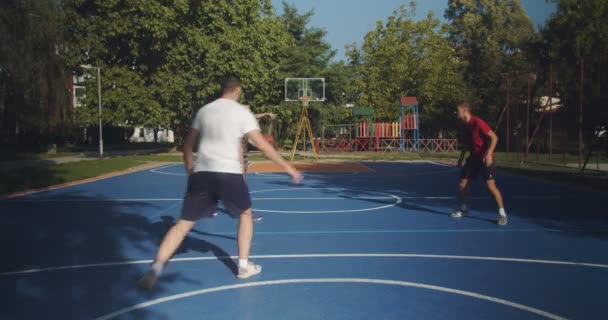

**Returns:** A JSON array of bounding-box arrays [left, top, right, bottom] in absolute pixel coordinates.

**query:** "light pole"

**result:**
[[81, 65, 103, 158]]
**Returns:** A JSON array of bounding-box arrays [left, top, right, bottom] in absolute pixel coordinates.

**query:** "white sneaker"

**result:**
[[237, 262, 262, 279], [450, 210, 468, 219], [497, 215, 508, 226]]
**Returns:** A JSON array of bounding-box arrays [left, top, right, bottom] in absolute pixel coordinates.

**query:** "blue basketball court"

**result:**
[[1, 161, 607, 319]]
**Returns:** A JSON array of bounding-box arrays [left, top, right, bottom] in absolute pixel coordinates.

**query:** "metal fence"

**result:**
[[318, 138, 457, 153]]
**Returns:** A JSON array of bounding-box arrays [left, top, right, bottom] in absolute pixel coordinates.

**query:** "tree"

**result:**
[[543, 0, 608, 155], [445, 0, 536, 119], [347, 4, 466, 136], [271, 3, 348, 143], [63, 0, 292, 145], [323, 61, 355, 107], [279, 2, 335, 78], [0, 0, 71, 147]]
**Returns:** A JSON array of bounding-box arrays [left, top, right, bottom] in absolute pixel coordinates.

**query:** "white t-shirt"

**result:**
[[191, 98, 260, 174]]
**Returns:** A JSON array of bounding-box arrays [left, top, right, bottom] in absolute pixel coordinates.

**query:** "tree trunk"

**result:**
[[0, 81, 5, 128]]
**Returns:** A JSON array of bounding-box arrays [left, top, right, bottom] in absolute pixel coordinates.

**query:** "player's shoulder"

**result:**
[[198, 98, 231, 112], [471, 115, 489, 125]]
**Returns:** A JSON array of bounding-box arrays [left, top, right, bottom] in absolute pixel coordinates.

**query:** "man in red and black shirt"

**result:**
[[451, 102, 507, 226]]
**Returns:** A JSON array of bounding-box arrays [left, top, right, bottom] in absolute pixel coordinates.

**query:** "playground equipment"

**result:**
[[399, 96, 420, 152], [320, 96, 457, 153]]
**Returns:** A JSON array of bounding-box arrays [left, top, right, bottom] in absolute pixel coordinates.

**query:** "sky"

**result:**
[[271, 0, 557, 61]]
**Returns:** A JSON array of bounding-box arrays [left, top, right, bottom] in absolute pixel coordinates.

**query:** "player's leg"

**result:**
[[155, 219, 195, 263], [139, 172, 216, 289], [451, 178, 470, 218], [451, 157, 474, 218], [220, 173, 262, 279], [244, 161, 263, 222], [238, 209, 254, 259], [484, 165, 507, 226], [236, 207, 261, 278], [138, 219, 195, 289]]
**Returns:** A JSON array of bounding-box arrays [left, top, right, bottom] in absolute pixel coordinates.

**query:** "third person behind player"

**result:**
[[450, 101, 508, 226]]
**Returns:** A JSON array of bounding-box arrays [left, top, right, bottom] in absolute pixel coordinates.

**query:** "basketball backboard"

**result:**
[[285, 78, 326, 102]]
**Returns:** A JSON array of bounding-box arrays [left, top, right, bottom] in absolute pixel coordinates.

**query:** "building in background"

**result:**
[[71, 72, 174, 143]]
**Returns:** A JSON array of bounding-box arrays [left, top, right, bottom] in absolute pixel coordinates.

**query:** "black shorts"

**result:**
[[460, 156, 496, 181], [181, 172, 251, 221]]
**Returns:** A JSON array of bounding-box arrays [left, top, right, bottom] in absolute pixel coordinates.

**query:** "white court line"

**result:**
[[3, 253, 608, 277], [149, 167, 458, 178], [250, 187, 401, 213], [93, 278, 567, 320], [233, 229, 579, 235], [0, 194, 567, 203], [149, 163, 184, 176], [429, 161, 455, 168]]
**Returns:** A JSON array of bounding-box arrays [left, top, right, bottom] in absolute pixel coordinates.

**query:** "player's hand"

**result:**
[[186, 167, 194, 176], [288, 170, 303, 184], [484, 154, 493, 167], [457, 159, 464, 167]]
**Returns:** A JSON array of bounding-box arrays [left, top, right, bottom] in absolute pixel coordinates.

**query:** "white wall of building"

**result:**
[[130, 128, 174, 143]]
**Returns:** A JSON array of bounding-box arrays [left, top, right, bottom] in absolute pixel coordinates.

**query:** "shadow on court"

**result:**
[[0, 193, 238, 320], [161, 216, 238, 275], [263, 162, 608, 240]]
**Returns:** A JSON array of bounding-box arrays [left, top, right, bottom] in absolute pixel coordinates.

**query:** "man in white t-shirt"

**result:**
[[139, 76, 302, 289]]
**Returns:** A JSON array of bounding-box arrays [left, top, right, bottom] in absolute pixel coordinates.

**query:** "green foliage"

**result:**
[[0, 0, 71, 144], [279, 2, 335, 78], [271, 3, 351, 142], [445, 0, 536, 117], [347, 4, 466, 135], [6, 0, 604, 152], [543, 0, 608, 143], [64, 0, 292, 145], [323, 61, 356, 107]]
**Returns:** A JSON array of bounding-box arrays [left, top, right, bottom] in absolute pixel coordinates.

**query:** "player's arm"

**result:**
[[248, 129, 302, 183], [240, 140, 247, 177], [457, 149, 467, 167], [457, 134, 469, 167], [484, 130, 499, 166], [183, 128, 199, 175]]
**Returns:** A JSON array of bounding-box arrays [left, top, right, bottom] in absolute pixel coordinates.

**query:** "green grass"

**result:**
[[0, 157, 155, 196], [131, 154, 183, 162], [0, 151, 80, 162], [0, 143, 175, 161], [497, 162, 608, 191], [68, 142, 175, 152]]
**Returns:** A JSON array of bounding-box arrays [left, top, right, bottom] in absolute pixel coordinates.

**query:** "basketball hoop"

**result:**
[[285, 78, 325, 161]]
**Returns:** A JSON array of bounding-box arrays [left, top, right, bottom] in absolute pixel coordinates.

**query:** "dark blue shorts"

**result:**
[[460, 156, 496, 181], [181, 172, 251, 221]]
